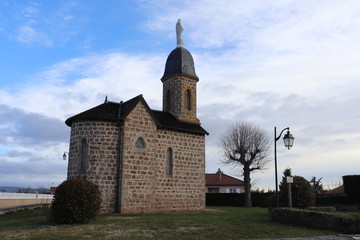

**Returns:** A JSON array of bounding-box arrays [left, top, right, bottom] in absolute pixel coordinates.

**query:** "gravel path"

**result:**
[[243, 235, 360, 240]]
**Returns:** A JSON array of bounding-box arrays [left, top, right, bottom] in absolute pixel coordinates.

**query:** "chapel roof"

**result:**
[[65, 95, 208, 135], [161, 47, 198, 81]]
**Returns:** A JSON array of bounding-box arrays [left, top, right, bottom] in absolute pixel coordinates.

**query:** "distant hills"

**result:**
[[0, 186, 50, 193], [0, 186, 20, 193]]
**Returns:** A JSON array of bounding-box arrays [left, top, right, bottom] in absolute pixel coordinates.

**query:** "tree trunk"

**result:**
[[243, 165, 252, 207]]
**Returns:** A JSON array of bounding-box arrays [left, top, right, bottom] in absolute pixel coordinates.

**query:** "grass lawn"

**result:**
[[339, 211, 360, 218], [0, 207, 341, 240]]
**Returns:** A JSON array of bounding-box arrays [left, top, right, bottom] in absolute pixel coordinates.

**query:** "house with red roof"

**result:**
[[206, 169, 244, 193], [49, 187, 57, 194], [323, 185, 345, 195]]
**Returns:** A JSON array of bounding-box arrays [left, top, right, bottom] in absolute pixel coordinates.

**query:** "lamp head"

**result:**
[[62, 152, 67, 161], [283, 131, 294, 150]]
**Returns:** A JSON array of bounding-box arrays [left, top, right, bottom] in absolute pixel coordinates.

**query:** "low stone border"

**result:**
[[0, 203, 51, 215]]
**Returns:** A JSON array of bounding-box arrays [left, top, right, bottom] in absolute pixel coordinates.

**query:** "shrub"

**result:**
[[50, 178, 102, 224], [269, 208, 360, 234], [306, 206, 337, 213], [251, 190, 276, 208], [280, 175, 315, 208]]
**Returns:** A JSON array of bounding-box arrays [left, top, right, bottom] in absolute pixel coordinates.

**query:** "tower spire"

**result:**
[[176, 19, 184, 47]]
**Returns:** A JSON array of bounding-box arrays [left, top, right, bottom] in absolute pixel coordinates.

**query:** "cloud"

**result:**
[[0, 51, 165, 121], [0, 1, 82, 46], [0, 104, 68, 146], [16, 25, 52, 45], [0, 156, 66, 187]]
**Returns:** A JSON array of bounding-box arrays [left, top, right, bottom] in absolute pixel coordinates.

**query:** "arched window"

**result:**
[[166, 148, 173, 175], [165, 90, 171, 111], [185, 89, 191, 111], [135, 136, 146, 149], [80, 139, 88, 171]]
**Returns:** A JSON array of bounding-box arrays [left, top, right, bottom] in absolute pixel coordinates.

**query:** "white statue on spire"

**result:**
[[176, 19, 184, 47]]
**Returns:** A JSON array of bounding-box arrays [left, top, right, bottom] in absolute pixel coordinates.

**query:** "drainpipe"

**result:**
[[115, 101, 124, 213]]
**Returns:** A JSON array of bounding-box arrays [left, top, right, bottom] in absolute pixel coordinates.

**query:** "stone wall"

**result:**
[[162, 76, 199, 124], [120, 101, 158, 213], [0, 199, 52, 209], [120, 101, 205, 213], [154, 128, 206, 212], [67, 121, 119, 214], [67, 101, 206, 214]]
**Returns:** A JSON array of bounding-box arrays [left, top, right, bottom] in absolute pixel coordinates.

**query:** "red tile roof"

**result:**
[[206, 173, 244, 186], [323, 185, 344, 195]]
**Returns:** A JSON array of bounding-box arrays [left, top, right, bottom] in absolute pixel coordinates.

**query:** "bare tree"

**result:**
[[310, 176, 324, 196], [220, 121, 271, 207]]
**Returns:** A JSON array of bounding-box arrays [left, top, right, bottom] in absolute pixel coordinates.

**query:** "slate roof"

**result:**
[[151, 110, 208, 135], [65, 95, 208, 135], [161, 47, 198, 81], [206, 173, 244, 186]]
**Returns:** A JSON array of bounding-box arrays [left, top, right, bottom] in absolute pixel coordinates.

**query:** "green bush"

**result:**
[[269, 208, 360, 234], [251, 191, 276, 208], [306, 206, 337, 213], [280, 175, 315, 208], [50, 178, 102, 224]]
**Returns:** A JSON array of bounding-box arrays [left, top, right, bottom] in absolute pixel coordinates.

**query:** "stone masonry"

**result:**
[[120, 102, 205, 213], [162, 75, 199, 124], [67, 101, 206, 214], [67, 121, 119, 213]]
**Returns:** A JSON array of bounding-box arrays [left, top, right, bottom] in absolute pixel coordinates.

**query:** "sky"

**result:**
[[1, 0, 359, 190]]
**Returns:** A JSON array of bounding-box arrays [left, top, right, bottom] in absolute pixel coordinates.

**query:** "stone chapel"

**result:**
[[65, 20, 208, 214]]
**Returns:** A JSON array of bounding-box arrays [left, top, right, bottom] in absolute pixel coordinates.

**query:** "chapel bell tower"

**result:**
[[161, 19, 200, 124]]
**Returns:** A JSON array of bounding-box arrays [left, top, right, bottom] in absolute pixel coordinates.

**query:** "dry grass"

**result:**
[[0, 206, 341, 240]]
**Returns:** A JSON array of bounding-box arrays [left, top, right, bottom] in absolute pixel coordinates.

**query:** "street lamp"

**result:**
[[62, 152, 69, 161], [274, 127, 294, 207]]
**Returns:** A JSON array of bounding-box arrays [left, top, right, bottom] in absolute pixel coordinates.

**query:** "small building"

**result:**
[[64, 20, 208, 214], [49, 187, 57, 194], [206, 169, 244, 193]]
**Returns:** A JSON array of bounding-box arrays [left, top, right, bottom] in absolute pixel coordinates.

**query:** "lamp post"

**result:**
[[286, 176, 294, 208], [274, 127, 294, 207]]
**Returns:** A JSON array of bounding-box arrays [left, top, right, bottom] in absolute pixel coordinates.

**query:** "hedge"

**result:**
[[206, 192, 276, 207], [206, 193, 244, 206], [343, 175, 360, 197], [269, 208, 360, 234], [316, 195, 351, 206], [306, 206, 337, 213], [316, 194, 360, 211]]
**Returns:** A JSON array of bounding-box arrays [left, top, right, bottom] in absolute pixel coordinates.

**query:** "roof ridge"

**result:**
[[65, 95, 208, 136], [205, 173, 244, 182]]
